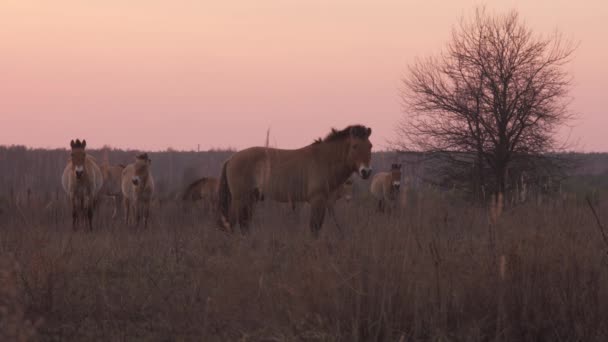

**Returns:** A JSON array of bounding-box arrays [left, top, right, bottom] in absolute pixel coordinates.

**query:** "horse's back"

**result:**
[[184, 177, 216, 201], [86, 158, 104, 196], [182, 179, 203, 201], [226, 145, 325, 202], [225, 147, 270, 197], [61, 162, 73, 195], [102, 165, 124, 195], [370, 172, 390, 200]]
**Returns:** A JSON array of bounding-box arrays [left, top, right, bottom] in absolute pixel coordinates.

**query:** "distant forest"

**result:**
[[2, 145, 608, 201]]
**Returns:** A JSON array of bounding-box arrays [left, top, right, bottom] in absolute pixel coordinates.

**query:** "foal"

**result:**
[[370, 163, 402, 212], [121, 153, 155, 228]]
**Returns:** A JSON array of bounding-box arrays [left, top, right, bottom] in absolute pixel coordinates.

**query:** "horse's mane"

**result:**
[[136, 153, 150, 161], [312, 125, 371, 144]]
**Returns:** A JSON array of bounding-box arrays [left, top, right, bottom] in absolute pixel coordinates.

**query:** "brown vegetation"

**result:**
[[1, 190, 607, 341], [2, 146, 608, 340]]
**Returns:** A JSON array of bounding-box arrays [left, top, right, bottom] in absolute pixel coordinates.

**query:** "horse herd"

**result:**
[[61, 125, 404, 236]]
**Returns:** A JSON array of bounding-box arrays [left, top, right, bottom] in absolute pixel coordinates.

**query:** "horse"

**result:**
[[61, 139, 104, 230], [218, 124, 373, 236], [328, 177, 354, 207], [370, 163, 402, 212], [121, 153, 155, 228], [291, 177, 354, 213], [100, 163, 125, 219], [181, 176, 219, 213]]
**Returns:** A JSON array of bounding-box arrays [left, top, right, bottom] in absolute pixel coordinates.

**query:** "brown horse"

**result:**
[[181, 177, 219, 213], [61, 139, 104, 230], [121, 153, 155, 228], [218, 125, 373, 236], [370, 163, 402, 212], [100, 163, 125, 219]]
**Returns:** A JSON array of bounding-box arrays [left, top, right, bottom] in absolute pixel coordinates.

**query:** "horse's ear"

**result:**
[[70, 140, 75, 148], [366, 127, 372, 137], [82, 140, 87, 149]]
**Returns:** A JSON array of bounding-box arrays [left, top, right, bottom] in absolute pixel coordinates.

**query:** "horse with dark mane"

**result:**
[[218, 125, 373, 236], [61, 139, 104, 230]]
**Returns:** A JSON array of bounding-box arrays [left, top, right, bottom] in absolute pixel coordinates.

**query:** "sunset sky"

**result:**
[[1, 0, 606, 151]]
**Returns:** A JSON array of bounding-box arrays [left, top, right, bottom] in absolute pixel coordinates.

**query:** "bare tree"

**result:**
[[396, 8, 576, 200]]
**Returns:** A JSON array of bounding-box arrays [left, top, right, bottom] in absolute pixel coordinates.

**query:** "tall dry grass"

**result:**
[[0, 192, 607, 341]]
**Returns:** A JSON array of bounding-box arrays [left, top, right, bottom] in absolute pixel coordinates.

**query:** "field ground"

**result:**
[[1, 192, 607, 341]]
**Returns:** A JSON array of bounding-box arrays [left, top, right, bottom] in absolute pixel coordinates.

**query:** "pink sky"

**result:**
[[1, 0, 606, 151]]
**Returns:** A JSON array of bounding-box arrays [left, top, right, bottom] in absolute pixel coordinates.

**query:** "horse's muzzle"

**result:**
[[132, 179, 139, 186], [392, 185, 400, 194], [75, 171, 84, 179], [359, 167, 372, 179]]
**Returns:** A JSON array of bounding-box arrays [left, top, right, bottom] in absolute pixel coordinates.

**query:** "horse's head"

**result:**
[[346, 126, 373, 179], [132, 153, 151, 187], [390, 163, 402, 194], [70, 139, 87, 180]]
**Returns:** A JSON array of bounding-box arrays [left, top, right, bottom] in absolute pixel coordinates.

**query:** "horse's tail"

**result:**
[[217, 160, 232, 230]]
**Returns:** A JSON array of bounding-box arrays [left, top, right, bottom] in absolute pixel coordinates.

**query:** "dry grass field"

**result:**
[[1, 189, 607, 341]]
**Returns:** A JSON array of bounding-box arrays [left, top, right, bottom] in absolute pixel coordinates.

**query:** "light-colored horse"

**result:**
[[370, 163, 402, 212], [121, 153, 155, 228], [291, 177, 354, 212], [100, 163, 125, 218], [181, 177, 219, 213], [61, 139, 103, 230], [218, 125, 373, 236]]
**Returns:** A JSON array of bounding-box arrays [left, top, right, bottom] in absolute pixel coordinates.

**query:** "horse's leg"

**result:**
[[327, 203, 344, 237], [87, 206, 93, 231], [238, 196, 254, 234], [144, 202, 150, 229], [124, 197, 130, 226], [327, 203, 335, 218], [111, 196, 118, 219], [378, 199, 385, 213], [309, 198, 327, 238], [226, 198, 240, 233], [135, 200, 141, 228], [72, 200, 78, 231]]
